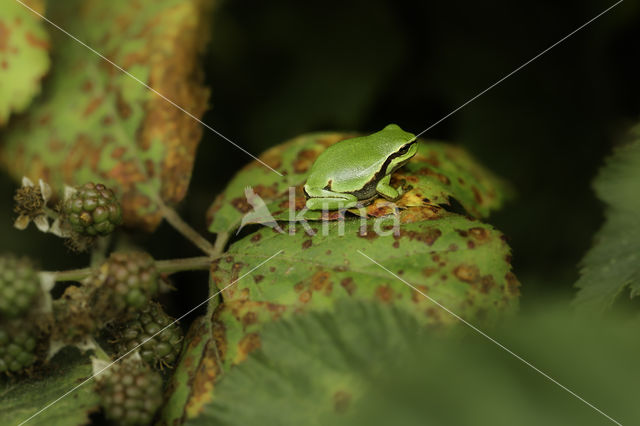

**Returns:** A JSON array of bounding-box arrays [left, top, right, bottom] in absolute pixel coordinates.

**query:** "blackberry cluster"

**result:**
[[96, 358, 163, 426], [0, 322, 38, 374], [0, 255, 40, 318], [91, 252, 159, 322], [63, 182, 122, 236], [113, 302, 183, 369]]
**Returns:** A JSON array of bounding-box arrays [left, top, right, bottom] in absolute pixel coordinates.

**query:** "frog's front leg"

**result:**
[[375, 175, 403, 201], [304, 187, 359, 210]]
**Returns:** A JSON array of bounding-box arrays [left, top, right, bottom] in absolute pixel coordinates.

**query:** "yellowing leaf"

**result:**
[[0, 0, 50, 126], [0, 0, 212, 230]]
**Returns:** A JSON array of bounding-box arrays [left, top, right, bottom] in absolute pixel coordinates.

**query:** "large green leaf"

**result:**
[[191, 300, 639, 426], [575, 127, 640, 310], [0, 349, 99, 426], [0, 0, 50, 126], [206, 132, 509, 233], [0, 0, 212, 231], [211, 208, 518, 369]]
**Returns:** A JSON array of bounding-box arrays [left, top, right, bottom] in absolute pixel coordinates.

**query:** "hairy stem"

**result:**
[[46, 256, 214, 283], [161, 204, 216, 256]]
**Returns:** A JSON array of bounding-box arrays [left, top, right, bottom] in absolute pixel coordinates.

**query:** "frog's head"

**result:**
[[381, 124, 418, 174]]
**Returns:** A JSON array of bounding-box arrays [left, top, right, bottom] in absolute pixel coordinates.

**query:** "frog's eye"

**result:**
[[397, 144, 411, 155]]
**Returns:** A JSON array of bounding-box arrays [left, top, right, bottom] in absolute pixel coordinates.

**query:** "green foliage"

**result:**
[[0, 0, 50, 126], [0, 0, 212, 231], [575, 127, 640, 310], [0, 349, 100, 426], [193, 300, 639, 426], [211, 210, 518, 369]]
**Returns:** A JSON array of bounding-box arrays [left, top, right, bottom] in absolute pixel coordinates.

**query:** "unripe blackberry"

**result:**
[[96, 357, 163, 425], [0, 321, 38, 374], [91, 252, 159, 322], [63, 183, 122, 236], [113, 302, 183, 369], [0, 255, 40, 318]]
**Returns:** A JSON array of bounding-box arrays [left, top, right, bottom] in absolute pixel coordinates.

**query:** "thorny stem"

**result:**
[[45, 256, 214, 283], [161, 204, 217, 256]]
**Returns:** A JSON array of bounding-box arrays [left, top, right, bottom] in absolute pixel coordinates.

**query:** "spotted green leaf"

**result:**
[[210, 208, 519, 371], [0, 349, 99, 426], [206, 132, 509, 233], [0, 0, 50, 126], [0, 0, 212, 231], [575, 126, 640, 310]]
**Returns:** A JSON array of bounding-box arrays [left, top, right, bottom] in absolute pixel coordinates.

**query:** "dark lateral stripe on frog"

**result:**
[[346, 140, 416, 200]]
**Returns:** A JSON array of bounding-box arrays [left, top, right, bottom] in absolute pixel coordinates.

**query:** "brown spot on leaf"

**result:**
[[422, 267, 437, 277], [474, 275, 496, 294], [251, 233, 262, 242], [25, 31, 50, 49], [299, 290, 312, 303], [393, 241, 400, 248], [340, 278, 356, 295], [293, 149, 318, 173], [231, 196, 251, 213], [402, 228, 442, 246], [254, 275, 264, 283], [302, 239, 312, 249], [242, 312, 258, 327], [454, 265, 480, 283], [376, 285, 393, 302], [467, 241, 476, 249], [311, 271, 332, 293], [236, 333, 261, 363], [505, 272, 520, 296], [115, 91, 132, 119], [468, 227, 490, 242], [83, 96, 104, 117]]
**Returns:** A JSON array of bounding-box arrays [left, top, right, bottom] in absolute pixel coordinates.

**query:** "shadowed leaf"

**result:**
[[575, 126, 640, 310], [0, 348, 99, 426]]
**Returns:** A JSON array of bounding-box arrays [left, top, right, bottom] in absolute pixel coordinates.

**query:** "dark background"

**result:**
[[1, 0, 638, 310]]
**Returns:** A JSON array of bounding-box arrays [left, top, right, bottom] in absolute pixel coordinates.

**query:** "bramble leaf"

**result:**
[[0, 0, 50, 126], [190, 300, 640, 426], [206, 132, 509, 234], [575, 126, 640, 310], [0, 0, 212, 231], [0, 349, 99, 426]]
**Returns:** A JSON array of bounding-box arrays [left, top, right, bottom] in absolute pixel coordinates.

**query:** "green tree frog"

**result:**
[[304, 124, 417, 210]]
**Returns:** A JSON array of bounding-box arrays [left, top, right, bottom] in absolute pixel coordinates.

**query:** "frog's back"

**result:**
[[306, 135, 390, 191]]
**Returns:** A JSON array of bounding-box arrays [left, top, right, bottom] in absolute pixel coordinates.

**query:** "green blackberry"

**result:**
[[96, 357, 163, 426], [91, 252, 159, 322], [0, 321, 38, 374], [113, 302, 183, 369], [63, 182, 122, 236], [0, 255, 40, 318]]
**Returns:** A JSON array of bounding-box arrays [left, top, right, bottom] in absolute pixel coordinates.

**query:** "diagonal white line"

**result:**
[[14, 0, 284, 177], [414, 0, 623, 139], [17, 250, 284, 426], [357, 250, 622, 426]]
